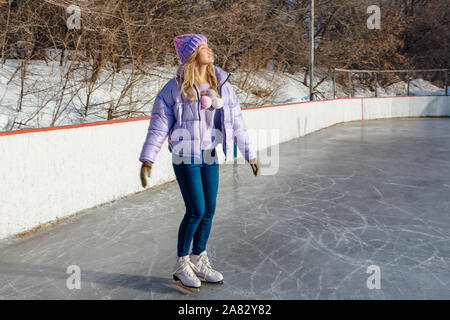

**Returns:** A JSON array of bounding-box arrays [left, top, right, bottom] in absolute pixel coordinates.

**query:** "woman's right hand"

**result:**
[[249, 158, 260, 176], [140, 161, 153, 188]]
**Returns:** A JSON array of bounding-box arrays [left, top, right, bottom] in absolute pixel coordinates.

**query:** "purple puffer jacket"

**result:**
[[139, 64, 256, 163]]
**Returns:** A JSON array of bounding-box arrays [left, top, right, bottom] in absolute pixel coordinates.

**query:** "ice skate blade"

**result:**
[[201, 279, 224, 285], [171, 276, 200, 294], [171, 280, 200, 294]]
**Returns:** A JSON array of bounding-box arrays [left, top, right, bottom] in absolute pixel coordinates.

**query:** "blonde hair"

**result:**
[[175, 46, 221, 105]]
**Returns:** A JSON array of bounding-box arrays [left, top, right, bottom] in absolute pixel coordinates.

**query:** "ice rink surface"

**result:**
[[0, 118, 449, 299]]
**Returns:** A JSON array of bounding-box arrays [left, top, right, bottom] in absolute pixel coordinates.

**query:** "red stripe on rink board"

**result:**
[[0, 94, 445, 137]]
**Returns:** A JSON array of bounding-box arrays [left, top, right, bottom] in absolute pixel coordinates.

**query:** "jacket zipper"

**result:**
[[194, 73, 231, 160], [194, 84, 202, 157], [219, 74, 230, 160]]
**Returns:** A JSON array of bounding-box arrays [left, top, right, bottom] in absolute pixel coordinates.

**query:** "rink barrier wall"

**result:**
[[0, 95, 449, 240]]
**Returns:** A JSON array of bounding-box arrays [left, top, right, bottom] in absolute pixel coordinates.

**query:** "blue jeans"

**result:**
[[172, 148, 219, 257]]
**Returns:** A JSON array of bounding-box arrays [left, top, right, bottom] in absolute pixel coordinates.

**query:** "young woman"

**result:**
[[139, 34, 260, 293]]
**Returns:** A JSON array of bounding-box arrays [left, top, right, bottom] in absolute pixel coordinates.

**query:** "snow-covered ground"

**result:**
[[0, 57, 447, 132]]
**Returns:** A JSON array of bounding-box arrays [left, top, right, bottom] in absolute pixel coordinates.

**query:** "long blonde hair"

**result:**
[[175, 46, 221, 105]]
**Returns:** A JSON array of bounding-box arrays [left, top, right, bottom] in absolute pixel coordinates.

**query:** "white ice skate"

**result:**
[[171, 255, 201, 294], [189, 251, 224, 284]]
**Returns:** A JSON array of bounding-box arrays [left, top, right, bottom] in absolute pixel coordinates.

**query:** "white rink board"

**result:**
[[0, 95, 448, 240]]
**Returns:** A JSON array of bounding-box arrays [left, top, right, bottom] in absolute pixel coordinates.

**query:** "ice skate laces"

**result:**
[[176, 257, 199, 277], [200, 252, 212, 272]]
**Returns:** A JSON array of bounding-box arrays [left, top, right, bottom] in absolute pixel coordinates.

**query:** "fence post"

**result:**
[[348, 72, 352, 98], [445, 69, 448, 96], [374, 72, 378, 97], [309, 0, 314, 101], [407, 71, 410, 96], [333, 69, 336, 99]]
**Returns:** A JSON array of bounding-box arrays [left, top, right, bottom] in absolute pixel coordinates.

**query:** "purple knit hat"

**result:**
[[173, 34, 208, 64]]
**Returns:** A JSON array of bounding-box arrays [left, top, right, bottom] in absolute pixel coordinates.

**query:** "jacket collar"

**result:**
[[176, 64, 230, 87]]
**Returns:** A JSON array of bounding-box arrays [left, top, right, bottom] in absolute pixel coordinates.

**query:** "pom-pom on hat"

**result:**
[[173, 34, 208, 64]]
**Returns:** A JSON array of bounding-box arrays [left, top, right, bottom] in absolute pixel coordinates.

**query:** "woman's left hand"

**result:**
[[249, 158, 259, 176]]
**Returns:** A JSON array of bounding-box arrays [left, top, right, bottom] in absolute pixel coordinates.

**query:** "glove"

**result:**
[[249, 158, 259, 176], [140, 161, 153, 188]]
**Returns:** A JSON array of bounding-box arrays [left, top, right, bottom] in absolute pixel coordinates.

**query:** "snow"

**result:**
[[0, 59, 447, 132]]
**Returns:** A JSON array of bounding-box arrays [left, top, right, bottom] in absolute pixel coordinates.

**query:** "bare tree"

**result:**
[[0, 0, 447, 131]]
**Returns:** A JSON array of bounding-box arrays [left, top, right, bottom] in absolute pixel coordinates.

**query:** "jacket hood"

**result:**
[[175, 64, 230, 87]]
